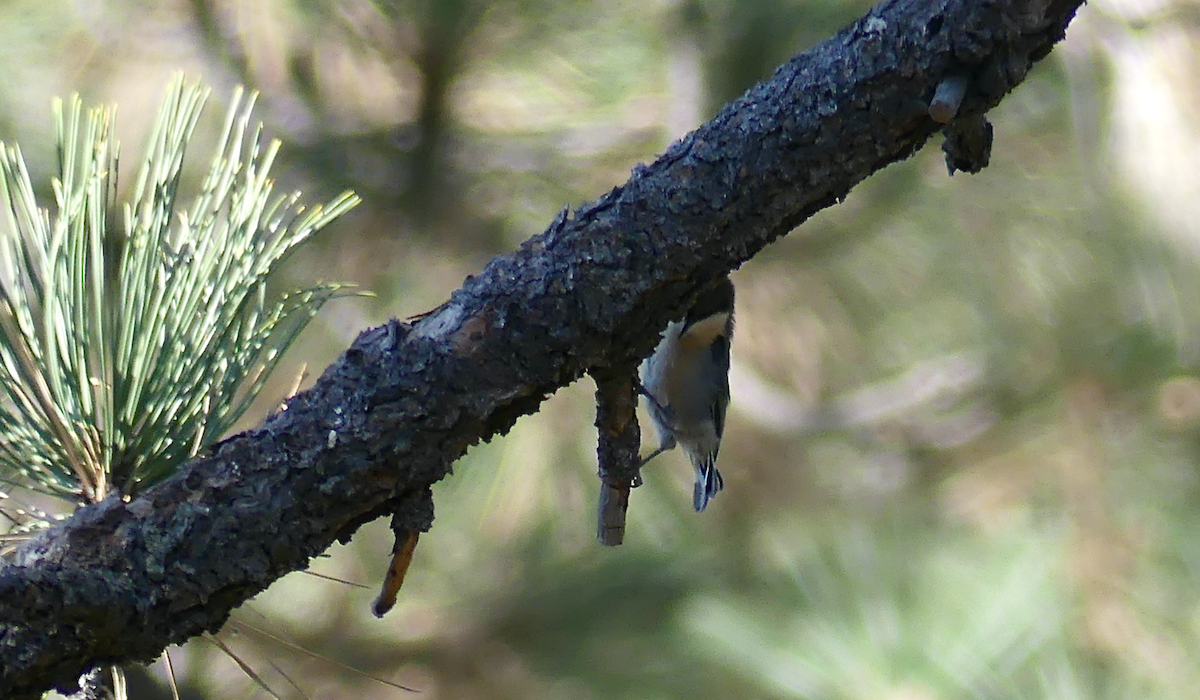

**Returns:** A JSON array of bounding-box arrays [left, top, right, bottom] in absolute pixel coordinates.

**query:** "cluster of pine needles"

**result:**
[[0, 76, 376, 698]]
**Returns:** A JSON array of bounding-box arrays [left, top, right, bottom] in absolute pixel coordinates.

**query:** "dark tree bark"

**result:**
[[0, 0, 1084, 696]]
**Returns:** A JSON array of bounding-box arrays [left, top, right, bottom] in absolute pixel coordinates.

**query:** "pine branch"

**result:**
[[0, 0, 1083, 697]]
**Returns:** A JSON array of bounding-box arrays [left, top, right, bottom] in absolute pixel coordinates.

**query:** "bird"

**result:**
[[639, 277, 734, 511]]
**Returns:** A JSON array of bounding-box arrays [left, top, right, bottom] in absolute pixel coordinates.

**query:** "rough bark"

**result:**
[[0, 0, 1084, 696]]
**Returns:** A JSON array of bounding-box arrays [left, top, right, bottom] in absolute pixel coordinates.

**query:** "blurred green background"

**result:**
[[10, 0, 1200, 697]]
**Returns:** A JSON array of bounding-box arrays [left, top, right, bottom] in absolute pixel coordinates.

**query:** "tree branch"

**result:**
[[0, 0, 1083, 696]]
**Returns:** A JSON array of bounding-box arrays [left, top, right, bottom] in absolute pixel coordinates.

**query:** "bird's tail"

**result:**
[[692, 459, 724, 512]]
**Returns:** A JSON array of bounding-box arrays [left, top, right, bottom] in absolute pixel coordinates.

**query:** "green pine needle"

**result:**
[[0, 75, 359, 507]]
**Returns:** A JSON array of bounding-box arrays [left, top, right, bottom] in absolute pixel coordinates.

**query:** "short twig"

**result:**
[[592, 368, 642, 546], [372, 488, 434, 617]]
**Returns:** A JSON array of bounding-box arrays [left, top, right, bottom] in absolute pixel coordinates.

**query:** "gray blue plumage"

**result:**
[[640, 278, 734, 511]]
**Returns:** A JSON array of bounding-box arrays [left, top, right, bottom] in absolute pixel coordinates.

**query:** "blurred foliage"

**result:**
[[8, 0, 1200, 698]]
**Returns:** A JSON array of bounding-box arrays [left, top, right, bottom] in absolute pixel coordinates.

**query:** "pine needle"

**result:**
[[231, 619, 419, 693], [298, 569, 371, 589], [110, 665, 127, 700], [207, 633, 288, 700], [163, 648, 182, 700], [262, 658, 314, 700]]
